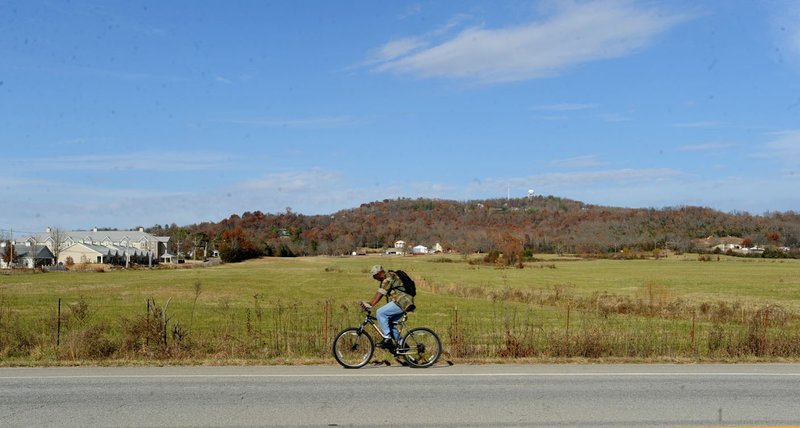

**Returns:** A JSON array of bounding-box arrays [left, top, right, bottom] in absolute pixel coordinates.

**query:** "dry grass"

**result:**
[[1, 254, 799, 365]]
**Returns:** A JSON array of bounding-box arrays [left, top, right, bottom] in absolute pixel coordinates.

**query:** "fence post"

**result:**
[[323, 301, 330, 346], [146, 299, 150, 347], [57, 298, 62, 347], [566, 302, 571, 334], [763, 306, 770, 356], [691, 310, 696, 353]]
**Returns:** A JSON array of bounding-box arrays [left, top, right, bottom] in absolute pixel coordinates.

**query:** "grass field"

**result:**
[[1, 253, 799, 365]]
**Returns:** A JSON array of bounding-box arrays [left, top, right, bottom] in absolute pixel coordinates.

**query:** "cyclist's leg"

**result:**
[[376, 301, 404, 342]]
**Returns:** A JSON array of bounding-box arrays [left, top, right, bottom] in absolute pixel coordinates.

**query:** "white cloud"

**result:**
[[461, 168, 684, 198], [754, 130, 800, 162], [677, 142, 737, 152], [598, 112, 632, 122], [768, 0, 800, 59], [367, 37, 428, 64], [532, 168, 684, 187], [549, 155, 607, 168], [370, 0, 693, 83], [223, 116, 357, 129], [236, 169, 344, 193], [6, 152, 230, 173], [673, 121, 729, 129], [398, 4, 423, 20], [533, 103, 598, 111]]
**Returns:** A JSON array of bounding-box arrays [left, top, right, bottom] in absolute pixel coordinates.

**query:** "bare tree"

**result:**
[[49, 227, 66, 263], [192, 232, 209, 260]]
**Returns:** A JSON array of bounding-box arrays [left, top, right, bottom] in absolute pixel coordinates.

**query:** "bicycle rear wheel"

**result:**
[[400, 327, 441, 368], [332, 328, 374, 369]]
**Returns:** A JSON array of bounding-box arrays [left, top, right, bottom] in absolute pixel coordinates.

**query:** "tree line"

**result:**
[[150, 196, 800, 263]]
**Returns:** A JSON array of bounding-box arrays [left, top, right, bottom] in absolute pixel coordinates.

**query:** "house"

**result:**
[[692, 236, 745, 253], [57, 242, 152, 266], [0, 242, 55, 268], [412, 245, 429, 255], [160, 251, 176, 264], [712, 242, 744, 252], [385, 248, 404, 255], [394, 240, 406, 249], [23, 227, 170, 265], [59, 243, 113, 265]]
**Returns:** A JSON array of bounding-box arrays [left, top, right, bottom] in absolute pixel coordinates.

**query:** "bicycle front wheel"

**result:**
[[401, 327, 441, 368], [332, 328, 374, 369]]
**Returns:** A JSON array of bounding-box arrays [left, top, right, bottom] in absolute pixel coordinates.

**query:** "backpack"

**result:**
[[390, 269, 416, 296]]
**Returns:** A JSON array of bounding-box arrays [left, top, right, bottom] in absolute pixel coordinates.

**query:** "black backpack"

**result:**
[[390, 269, 416, 296]]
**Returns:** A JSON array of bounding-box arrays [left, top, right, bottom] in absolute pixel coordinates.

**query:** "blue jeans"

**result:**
[[376, 301, 404, 342]]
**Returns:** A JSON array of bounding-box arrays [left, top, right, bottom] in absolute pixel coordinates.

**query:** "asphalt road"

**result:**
[[2, 364, 800, 427]]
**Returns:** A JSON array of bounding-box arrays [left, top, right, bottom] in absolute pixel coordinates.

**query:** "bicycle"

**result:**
[[332, 308, 442, 369]]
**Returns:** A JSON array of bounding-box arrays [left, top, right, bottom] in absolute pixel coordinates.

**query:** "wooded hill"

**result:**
[[155, 196, 800, 261]]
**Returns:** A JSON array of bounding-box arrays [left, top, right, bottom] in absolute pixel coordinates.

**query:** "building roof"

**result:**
[[13, 244, 54, 259], [27, 229, 169, 244]]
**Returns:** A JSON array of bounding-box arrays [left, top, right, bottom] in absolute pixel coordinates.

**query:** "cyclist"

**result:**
[[360, 265, 415, 350]]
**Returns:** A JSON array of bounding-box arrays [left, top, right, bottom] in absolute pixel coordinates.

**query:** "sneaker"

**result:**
[[376, 338, 395, 349]]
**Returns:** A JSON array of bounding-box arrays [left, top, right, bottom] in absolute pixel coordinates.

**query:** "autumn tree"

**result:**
[[498, 232, 525, 268], [2, 240, 14, 265], [218, 227, 261, 263]]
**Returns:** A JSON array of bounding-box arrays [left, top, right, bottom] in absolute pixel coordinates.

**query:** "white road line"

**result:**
[[3, 372, 800, 380]]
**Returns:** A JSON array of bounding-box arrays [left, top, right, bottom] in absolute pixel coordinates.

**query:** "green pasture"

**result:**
[[1, 253, 799, 365]]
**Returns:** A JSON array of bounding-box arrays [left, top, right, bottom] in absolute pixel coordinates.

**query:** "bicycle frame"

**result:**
[[358, 309, 406, 339]]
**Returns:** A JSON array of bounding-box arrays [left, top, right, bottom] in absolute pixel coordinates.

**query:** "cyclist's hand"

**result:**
[[360, 301, 372, 310]]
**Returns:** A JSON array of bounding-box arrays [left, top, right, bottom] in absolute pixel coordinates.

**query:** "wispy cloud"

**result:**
[[222, 116, 357, 129], [768, 0, 800, 59], [13, 63, 187, 82], [673, 121, 729, 129], [398, 4, 423, 20], [367, 37, 428, 64], [549, 155, 607, 168], [236, 169, 345, 192], [598, 112, 632, 122], [754, 130, 800, 162], [7, 152, 231, 173], [677, 142, 737, 152], [469, 168, 684, 195], [533, 103, 598, 111], [533, 168, 684, 187], [369, 0, 694, 83], [359, 14, 471, 68]]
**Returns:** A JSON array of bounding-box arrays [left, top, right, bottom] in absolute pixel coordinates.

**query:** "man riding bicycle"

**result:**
[[360, 265, 415, 350]]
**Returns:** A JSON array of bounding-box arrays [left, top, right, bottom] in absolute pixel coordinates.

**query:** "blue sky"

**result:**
[[2, 0, 799, 234]]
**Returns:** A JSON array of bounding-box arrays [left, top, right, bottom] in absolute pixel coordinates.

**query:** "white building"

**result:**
[[22, 227, 170, 266], [0, 242, 55, 268]]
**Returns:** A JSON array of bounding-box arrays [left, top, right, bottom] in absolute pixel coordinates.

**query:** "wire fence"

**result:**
[[2, 294, 800, 363]]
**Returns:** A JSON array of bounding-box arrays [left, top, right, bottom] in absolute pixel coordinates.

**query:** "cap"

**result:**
[[370, 265, 384, 276]]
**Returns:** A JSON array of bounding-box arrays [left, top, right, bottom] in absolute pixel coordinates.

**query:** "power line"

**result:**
[[0, 228, 41, 237]]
